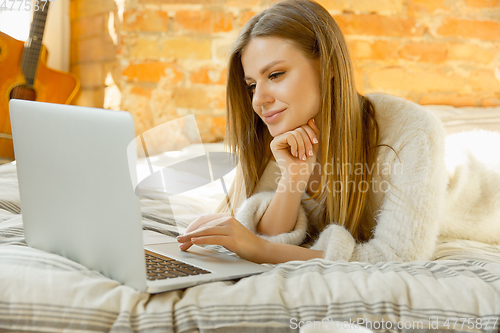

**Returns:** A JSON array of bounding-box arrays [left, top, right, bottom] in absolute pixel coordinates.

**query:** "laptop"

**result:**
[[9, 99, 270, 294]]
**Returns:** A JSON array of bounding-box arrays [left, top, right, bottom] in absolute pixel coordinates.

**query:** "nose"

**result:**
[[252, 82, 274, 109]]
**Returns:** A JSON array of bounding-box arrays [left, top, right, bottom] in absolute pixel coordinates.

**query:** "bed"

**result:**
[[1, 103, 500, 333]]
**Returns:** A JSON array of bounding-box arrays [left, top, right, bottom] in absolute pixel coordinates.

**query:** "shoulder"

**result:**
[[366, 93, 446, 147]]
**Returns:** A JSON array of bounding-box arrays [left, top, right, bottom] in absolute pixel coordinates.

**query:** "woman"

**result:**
[[176, 0, 449, 264]]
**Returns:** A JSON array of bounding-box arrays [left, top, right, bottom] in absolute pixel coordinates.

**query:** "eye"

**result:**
[[269, 71, 285, 80], [246, 83, 256, 94]]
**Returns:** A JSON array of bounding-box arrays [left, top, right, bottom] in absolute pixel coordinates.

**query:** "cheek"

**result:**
[[300, 79, 321, 116], [250, 94, 262, 111], [289, 87, 320, 119], [252, 103, 261, 117], [250, 98, 258, 113], [285, 74, 317, 110], [309, 90, 321, 115]]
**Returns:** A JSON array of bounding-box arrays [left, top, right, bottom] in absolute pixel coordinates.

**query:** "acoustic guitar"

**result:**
[[0, 1, 80, 161]]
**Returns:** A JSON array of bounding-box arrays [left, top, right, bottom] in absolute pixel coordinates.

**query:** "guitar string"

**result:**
[[14, 2, 50, 101], [18, 6, 34, 100], [15, 7, 33, 100], [27, 5, 45, 96]]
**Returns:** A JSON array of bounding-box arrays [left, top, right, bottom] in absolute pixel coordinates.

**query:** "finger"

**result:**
[[295, 127, 313, 160], [185, 213, 229, 233], [284, 132, 299, 158], [299, 125, 319, 155], [308, 118, 320, 136], [191, 235, 225, 247], [203, 215, 232, 229], [179, 217, 235, 249], [178, 217, 229, 244], [303, 122, 319, 146], [186, 215, 214, 234], [179, 241, 193, 251], [189, 235, 234, 253], [290, 130, 305, 160], [306, 120, 320, 155], [178, 225, 228, 242]]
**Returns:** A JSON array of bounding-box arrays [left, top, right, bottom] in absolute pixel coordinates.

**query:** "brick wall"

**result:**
[[70, 0, 500, 145]]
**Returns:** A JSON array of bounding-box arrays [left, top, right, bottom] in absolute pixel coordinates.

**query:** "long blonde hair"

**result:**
[[215, 0, 385, 242]]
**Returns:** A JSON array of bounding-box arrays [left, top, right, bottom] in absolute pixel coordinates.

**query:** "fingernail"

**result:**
[[313, 138, 318, 144], [302, 155, 306, 161], [309, 150, 313, 156], [313, 118, 316, 123]]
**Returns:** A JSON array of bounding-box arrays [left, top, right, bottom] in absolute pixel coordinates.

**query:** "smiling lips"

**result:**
[[263, 108, 286, 123]]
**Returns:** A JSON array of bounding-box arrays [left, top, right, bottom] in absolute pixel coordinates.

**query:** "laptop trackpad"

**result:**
[[143, 230, 178, 245]]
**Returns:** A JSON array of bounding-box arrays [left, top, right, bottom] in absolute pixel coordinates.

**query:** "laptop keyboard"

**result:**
[[145, 250, 211, 281]]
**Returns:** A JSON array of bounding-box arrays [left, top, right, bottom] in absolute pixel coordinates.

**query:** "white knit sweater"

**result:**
[[233, 93, 500, 263]]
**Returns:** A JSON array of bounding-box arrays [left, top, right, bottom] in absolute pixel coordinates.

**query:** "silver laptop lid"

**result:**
[[9, 99, 147, 291]]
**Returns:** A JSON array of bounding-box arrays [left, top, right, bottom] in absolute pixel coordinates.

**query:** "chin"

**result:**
[[267, 125, 287, 138], [268, 121, 300, 137]]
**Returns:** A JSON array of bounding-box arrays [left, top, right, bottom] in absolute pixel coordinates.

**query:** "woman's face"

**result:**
[[241, 36, 321, 137]]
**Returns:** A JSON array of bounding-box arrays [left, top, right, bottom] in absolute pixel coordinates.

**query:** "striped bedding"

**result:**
[[1, 144, 500, 333]]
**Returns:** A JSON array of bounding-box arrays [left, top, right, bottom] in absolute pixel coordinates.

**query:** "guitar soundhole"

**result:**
[[10, 85, 36, 101]]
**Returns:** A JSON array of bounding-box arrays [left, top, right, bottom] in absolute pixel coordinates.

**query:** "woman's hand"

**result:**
[[178, 212, 232, 250], [177, 215, 267, 263], [270, 118, 320, 181], [184, 212, 232, 235]]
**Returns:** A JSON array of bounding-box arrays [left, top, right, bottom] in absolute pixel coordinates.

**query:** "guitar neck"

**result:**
[[21, 1, 51, 87]]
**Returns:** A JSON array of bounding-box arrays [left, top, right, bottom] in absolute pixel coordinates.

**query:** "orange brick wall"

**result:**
[[70, 0, 120, 108], [70, 0, 500, 144]]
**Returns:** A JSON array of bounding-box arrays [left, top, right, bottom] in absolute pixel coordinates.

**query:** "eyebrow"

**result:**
[[243, 60, 285, 81]]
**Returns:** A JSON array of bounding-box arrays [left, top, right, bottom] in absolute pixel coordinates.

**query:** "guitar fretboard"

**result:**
[[21, 2, 51, 87]]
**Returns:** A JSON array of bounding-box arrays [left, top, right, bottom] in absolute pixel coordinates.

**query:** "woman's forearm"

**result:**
[[256, 240, 324, 264], [256, 176, 308, 235]]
